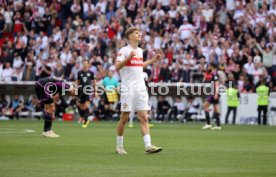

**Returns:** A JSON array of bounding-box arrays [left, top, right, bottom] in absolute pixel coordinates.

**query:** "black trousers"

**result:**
[[258, 106, 268, 125], [225, 107, 237, 125]]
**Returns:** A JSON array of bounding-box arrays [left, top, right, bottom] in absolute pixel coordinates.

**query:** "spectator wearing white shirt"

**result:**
[[0, 62, 3, 81], [252, 62, 265, 85], [1, 62, 13, 82], [36, 31, 48, 50], [96, 0, 107, 14], [178, 17, 194, 40], [12, 66, 23, 81], [153, 32, 162, 49], [168, 5, 177, 19], [168, 97, 185, 122], [202, 3, 214, 32], [69, 62, 81, 81], [184, 97, 200, 122], [60, 47, 72, 67], [152, 4, 165, 20], [83, 0, 95, 18], [12, 53, 23, 69], [244, 56, 255, 75], [88, 20, 101, 33], [3, 5, 13, 32]]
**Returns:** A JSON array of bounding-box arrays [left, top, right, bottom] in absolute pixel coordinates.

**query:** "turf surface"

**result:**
[[0, 120, 276, 177]]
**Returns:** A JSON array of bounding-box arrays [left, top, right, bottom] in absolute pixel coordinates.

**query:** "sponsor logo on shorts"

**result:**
[[123, 103, 128, 109]]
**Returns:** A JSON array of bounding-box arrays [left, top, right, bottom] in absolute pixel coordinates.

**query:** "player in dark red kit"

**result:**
[[35, 77, 75, 137], [202, 63, 221, 130]]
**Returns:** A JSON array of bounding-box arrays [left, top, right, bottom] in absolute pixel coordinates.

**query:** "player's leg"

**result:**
[[77, 101, 84, 123], [128, 111, 134, 127], [202, 101, 212, 129], [212, 103, 221, 130], [43, 102, 60, 137], [116, 91, 132, 154], [82, 100, 90, 128], [116, 111, 130, 154], [137, 110, 162, 153], [136, 90, 162, 153]]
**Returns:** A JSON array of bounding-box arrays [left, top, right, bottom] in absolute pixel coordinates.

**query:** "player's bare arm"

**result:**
[[143, 51, 162, 68]]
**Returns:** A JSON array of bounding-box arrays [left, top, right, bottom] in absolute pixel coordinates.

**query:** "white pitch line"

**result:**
[[0, 129, 36, 134]]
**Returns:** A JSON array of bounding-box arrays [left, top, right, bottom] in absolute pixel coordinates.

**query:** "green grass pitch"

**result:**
[[0, 120, 276, 177]]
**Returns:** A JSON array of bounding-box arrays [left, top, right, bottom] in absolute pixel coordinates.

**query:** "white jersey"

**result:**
[[116, 45, 146, 91]]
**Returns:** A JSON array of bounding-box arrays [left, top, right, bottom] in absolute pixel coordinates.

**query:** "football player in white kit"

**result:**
[[115, 27, 162, 154]]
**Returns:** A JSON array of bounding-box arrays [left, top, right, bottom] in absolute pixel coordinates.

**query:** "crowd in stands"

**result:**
[[0, 0, 276, 120]]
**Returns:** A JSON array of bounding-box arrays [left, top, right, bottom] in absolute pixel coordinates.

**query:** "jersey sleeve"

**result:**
[[116, 48, 125, 62]]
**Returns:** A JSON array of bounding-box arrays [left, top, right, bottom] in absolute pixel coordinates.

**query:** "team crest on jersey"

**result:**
[[123, 103, 128, 109], [87, 73, 90, 77], [83, 77, 87, 82]]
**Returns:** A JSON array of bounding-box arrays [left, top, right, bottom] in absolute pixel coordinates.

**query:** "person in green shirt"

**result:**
[[225, 82, 240, 125], [256, 79, 270, 125]]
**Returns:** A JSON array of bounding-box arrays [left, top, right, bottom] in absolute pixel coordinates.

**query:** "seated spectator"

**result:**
[[156, 96, 171, 122], [8, 95, 24, 119], [11, 66, 23, 81], [184, 97, 200, 122], [1, 62, 13, 81], [0, 94, 9, 119], [168, 97, 185, 122], [24, 95, 40, 112], [54, 94, 68, 119]]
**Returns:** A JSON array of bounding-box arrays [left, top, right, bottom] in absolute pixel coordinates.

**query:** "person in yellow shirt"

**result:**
[[256, 79, 270, 125], [225, 83, 240, 125]]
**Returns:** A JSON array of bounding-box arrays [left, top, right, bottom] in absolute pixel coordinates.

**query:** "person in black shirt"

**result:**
[[156, 96, 171, 122], [76, 60, 97, 128], [202, 63, 221, 130], [35, 77, 74, 137], [0, 13, 6, 38]]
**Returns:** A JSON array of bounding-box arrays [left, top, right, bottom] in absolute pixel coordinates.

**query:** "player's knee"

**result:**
[[120, 112, 130, 124], [139, 115, 148, 124]]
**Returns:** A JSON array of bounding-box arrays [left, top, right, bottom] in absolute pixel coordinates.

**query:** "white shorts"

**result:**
[[120, 90, 150, 112]]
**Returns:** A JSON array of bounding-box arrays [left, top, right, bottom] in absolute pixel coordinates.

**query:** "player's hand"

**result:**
[[154, 50, 162, 61], [128, 51, 136, 60]]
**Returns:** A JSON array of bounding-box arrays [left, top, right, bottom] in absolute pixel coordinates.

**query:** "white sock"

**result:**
[[116, 136, 123, 147], [143, 134, 152, 148]]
